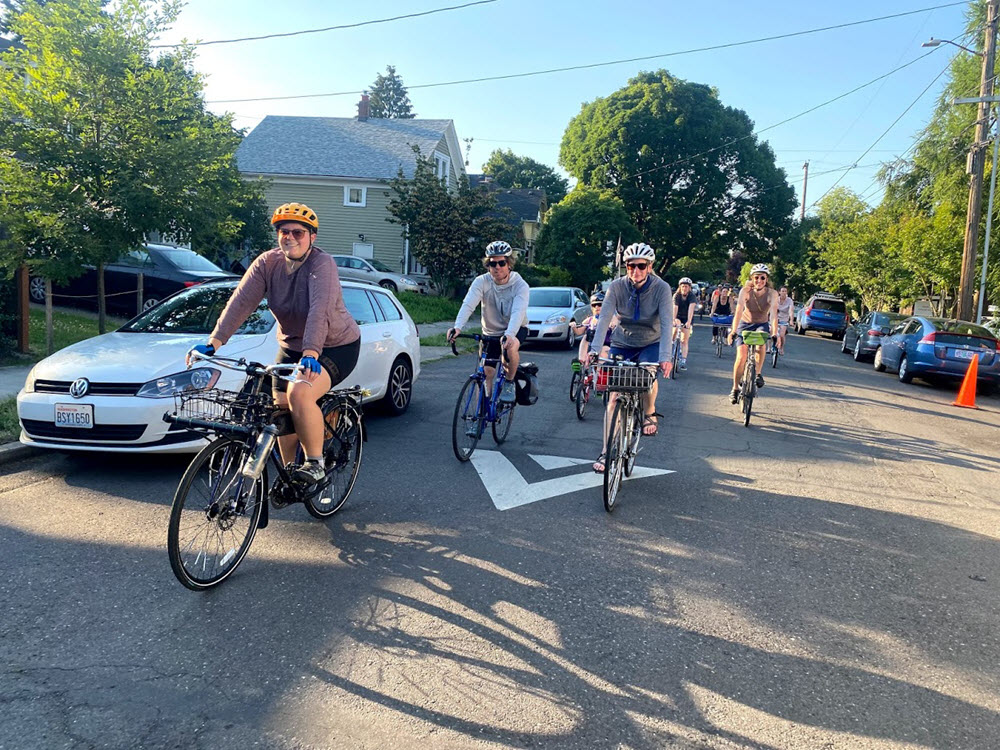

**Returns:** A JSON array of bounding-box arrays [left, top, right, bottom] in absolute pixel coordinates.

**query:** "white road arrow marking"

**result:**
[[470, 450, 674, 511], [529, 454, 594, 470]]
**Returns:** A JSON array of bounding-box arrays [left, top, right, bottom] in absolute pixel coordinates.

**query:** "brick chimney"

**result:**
[[357, 93, 370, 122]]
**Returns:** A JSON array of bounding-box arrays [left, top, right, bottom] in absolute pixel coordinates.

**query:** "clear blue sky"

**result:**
[[155, 0, 972, 216]]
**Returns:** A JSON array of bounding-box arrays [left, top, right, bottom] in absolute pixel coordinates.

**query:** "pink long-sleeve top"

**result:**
[[211, 248, 360, 355]]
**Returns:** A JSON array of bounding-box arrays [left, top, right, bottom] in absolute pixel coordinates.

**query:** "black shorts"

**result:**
[[273, 337, 361, 393], [483, 327, 527, 362]]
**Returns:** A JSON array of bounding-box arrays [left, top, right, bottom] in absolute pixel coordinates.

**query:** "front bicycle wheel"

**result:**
[[492, 398, 516, 444], [569, 370, 582, 402], [742, 364, 755, 427], [771, 345, 779, 369], [604, 400, 629, 513], [575, 377, 590, 420], [167, 437, 264, 591], [452, 377, 485, 462], [670, 340, 679, 379], [624, 399, 642, 478], [306, 402, 364, 519]]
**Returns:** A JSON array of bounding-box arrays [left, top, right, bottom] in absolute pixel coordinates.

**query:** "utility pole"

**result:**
[[800, 161, 809, 222], [959, 0, 1000, 321]]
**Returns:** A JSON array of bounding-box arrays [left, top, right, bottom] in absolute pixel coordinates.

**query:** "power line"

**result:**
[[153, 1, 497, 49], [205, 2, 967, 104]]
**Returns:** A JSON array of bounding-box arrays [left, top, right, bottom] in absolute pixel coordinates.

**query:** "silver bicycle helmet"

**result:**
[[485, 240, 513, 257], [622, 242, 655, 262], [750, 263, 770, 276]]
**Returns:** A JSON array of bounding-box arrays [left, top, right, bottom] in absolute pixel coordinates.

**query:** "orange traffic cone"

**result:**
[[953, 354, 980, 409]]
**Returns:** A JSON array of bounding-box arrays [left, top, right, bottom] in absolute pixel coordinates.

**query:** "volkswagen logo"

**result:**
[[69, 378, 90, 399]]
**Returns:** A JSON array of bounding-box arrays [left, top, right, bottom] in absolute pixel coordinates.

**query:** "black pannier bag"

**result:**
[[514, 362, 539, 406]]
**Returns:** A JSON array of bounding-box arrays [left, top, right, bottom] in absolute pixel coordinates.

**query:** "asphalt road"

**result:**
[[3, 324, 1000, 749]]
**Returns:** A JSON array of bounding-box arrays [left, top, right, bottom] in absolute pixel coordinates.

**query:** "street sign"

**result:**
[[470, 450, 674, 511]]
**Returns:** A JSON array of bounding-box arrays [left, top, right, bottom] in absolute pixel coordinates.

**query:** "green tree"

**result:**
[[483, 149, 569, 203], [0, 0, 265, 337], [773, 216, 822, 298], [534, 187, 637, 291], [368, 65, 415, 119], [560, 69, 795, 273]]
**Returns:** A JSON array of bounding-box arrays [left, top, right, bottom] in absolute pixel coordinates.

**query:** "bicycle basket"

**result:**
[[740, 330, 769, 347], [171, 388, 271, 426], [595, 364, 654, 393]]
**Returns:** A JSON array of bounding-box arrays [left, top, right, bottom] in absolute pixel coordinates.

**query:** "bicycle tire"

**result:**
[[603, 400, 629, 512], [670, 338, 679, 379], [624, 399, 642, 478], [715, 329, 724, 358], [167, 437, 264, 591], [742, 362, 755, 427], [452, 377, 485, 462], [771, 345, 779, 369], [575, 377, 589, 420], [569, 370, 582, 402], [306, 401, 364, 519], [492, 398, 516, 444]]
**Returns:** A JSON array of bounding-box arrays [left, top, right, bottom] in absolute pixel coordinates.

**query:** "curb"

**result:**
[[0, 441, 37, 465]]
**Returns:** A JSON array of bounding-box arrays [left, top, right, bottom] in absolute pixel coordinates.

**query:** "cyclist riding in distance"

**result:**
[[447, 241, 530, 403], [186, 202, 362, 485], [589, 242, 674, 471], [776, 285, 794, 356], [673, 277, 698, 371], [710, 283, 735, 341], [573, 292, 618, 362], [727, 263, 779, 404]]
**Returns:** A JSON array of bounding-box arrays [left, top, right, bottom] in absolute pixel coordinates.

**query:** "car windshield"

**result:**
[[369, 259, 394, 273], [153, 247, 227, 273], [813, 298, 845, 312], [530, 290, 572, 307], [119, 284, 274, 335]]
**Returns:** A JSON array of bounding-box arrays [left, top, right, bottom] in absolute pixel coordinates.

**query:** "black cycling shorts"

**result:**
[[273, 337, 361, 393], [483, 327, 527, 362]]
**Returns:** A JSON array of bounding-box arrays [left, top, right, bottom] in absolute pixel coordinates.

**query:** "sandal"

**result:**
[[593, 452, 606, 473], [642, 414, 660, 437]]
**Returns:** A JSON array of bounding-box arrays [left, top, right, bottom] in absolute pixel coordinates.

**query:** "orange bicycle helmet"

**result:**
[[271, 202, 318, 230]]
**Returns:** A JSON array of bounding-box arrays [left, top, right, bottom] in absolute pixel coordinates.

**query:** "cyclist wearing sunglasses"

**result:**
[[573, 292, 617, 362], [189, 202, 361, 485], [448, 240, 530, 403], [727, 263, 779, 403], [673, 277, 698, 370]]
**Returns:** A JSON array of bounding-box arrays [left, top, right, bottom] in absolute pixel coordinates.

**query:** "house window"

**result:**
[[344, 187, 367, 207], [434, 152, 450, 186]]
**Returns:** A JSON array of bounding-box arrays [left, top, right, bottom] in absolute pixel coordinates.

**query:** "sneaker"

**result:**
[[679, 357, 687, 371], [500, 380, 517, 403], [293, 459, 326, 485], [730, 388, 739, 404], [755, 374, 765, 389]]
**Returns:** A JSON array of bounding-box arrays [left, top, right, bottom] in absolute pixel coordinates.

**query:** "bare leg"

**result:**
[[680, 328, 690, 358], [732, 345, 748, 391], [286, 367, 332, 460], [504, 338, 520, 382], [642, 379, 659, 435]]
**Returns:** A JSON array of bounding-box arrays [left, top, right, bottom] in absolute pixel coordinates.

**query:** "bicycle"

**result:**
[[595, 358, 657, 513], [574, 360, 607, 420], [734, 330, 773, 427], [451, 333, 518, 462], [711, 314, 733, 358], [669, 321, 683, 379], [163, 354, 365, 590], [569, 358, 583, 402], [768, 336, 781, 368]]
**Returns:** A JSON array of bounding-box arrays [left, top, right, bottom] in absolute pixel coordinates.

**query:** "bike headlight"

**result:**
[[546, 313, 569, 324], [136, 367, 220, 398], [22, 366, 37, 394]]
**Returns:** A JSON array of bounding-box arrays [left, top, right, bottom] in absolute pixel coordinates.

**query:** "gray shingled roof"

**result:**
[[237, 115, 454, 180]]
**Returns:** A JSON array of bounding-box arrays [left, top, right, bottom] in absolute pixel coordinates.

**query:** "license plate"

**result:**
[[55, 403, 93, 429], [953, 349, 976, 360]]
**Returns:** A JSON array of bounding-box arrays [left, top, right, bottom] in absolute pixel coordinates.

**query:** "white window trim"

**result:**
[[434, 151, 451, 187], [344, 186, 367, 207]]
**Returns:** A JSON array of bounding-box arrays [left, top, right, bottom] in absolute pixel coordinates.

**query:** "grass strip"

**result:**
[[395, 292, 464, 325], [0, 395, 19, 443]]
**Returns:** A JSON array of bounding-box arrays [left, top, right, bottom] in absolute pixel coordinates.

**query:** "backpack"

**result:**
[[514, 362, 539, 406]]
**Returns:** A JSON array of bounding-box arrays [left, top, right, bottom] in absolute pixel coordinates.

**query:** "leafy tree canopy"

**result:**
[[368, 65, 415, 119], [483, 149, 569, 203], [560, 69, 795, 273]]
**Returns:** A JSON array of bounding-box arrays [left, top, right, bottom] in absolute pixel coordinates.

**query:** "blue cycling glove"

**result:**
[[190, 343, 215, 358], [299, 356, 321, 375]]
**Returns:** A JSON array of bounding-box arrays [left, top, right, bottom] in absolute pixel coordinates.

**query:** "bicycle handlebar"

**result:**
[[449, 331, 507, 360], [188, 351, 307, 385]]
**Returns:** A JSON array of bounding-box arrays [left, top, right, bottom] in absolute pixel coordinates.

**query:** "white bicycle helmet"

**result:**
[[485, 240, 513, 257], [622, 242, 655, 262], [678, 277, 693, 285], [750, 263, 770, 276]]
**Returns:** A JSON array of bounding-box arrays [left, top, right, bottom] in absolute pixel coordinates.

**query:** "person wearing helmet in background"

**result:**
[[673, 277, 698, 370], [448, 240, 530, 403], [727, 263, 779, 404], [710, 282, 735, 343], [588, 242, 673, 472], [572, 292, 618, 363], [187, 202, 361, 487]]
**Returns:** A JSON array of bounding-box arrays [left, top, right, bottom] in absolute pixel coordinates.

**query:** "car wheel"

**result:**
[[382, 356, 412, 415], [142, 297, 159, 311], [873, 347, 886, 372], [898, 354, 913, 384], [565, 326, 577, 349], [379, 280, 398, 293], [29, 276, 46, 303], [841, 335, 850, 353], [853, 338, 864, 362]]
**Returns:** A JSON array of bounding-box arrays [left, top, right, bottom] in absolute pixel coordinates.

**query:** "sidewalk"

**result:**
[[0, 365, 31, 400]]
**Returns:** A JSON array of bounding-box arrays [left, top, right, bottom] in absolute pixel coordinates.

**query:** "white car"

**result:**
[[16, 280, 419, 453]]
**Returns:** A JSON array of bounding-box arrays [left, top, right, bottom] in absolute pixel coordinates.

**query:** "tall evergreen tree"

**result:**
[[368, 65, 415, 119]]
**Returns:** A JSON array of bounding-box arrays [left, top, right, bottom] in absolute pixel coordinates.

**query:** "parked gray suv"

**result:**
[[330, 255, 425, 294]]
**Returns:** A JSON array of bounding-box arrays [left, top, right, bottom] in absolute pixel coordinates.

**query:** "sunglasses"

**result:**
[[626, 262, 649, 271], [277, 228, 308, 239], [591, 303, 602, 308], [487, 260, 508, 268], [752, 275, 768, 281]]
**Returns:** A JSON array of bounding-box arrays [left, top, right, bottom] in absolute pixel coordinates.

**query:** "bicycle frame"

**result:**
[[456, 335, 515, 428]]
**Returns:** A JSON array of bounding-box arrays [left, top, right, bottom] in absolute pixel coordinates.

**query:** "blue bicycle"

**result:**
[[451, 333, 518, 462]]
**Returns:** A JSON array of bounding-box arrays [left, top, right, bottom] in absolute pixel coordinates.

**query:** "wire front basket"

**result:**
[[595, 364, 655, 393], [171, 388, 272, 426]]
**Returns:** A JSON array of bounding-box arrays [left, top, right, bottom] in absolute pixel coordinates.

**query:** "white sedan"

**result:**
[[16, 279, 419, 453]]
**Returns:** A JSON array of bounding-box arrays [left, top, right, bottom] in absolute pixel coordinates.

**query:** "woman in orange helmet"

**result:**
[[188, 202, 361, 486]]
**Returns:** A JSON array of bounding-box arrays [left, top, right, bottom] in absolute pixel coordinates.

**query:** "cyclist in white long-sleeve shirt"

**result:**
[[447, 241, 530, 403]]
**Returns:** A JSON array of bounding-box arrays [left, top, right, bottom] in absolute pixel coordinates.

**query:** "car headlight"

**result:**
[[23, 366, 36, 394], [546, 313, 569, 324], [136, 367, 220, 398], [401, 277, 418, 286]]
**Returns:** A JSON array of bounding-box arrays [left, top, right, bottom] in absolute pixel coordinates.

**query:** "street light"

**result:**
[[922, 38, 982, 56]]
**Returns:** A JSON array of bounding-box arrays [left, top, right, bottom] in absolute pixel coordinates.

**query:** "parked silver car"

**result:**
[[330, 255, 425, 294], [524, 286, 590, 348]]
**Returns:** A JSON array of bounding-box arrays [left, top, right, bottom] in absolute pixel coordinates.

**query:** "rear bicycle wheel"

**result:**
[[452, 377, 485, 462], [492, 397, 516, 444], [603, 400, 629, 512], [569, 370, 582, 402], [575, 377, 590, 420], [167, 437, 264, 591], [771, 345, 779, 369], [306, 401, 363, 519]]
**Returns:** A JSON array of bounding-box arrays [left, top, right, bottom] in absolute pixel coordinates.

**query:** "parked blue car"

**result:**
[[795, 292, 848, 339], [873, 317, 1000, 390]]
